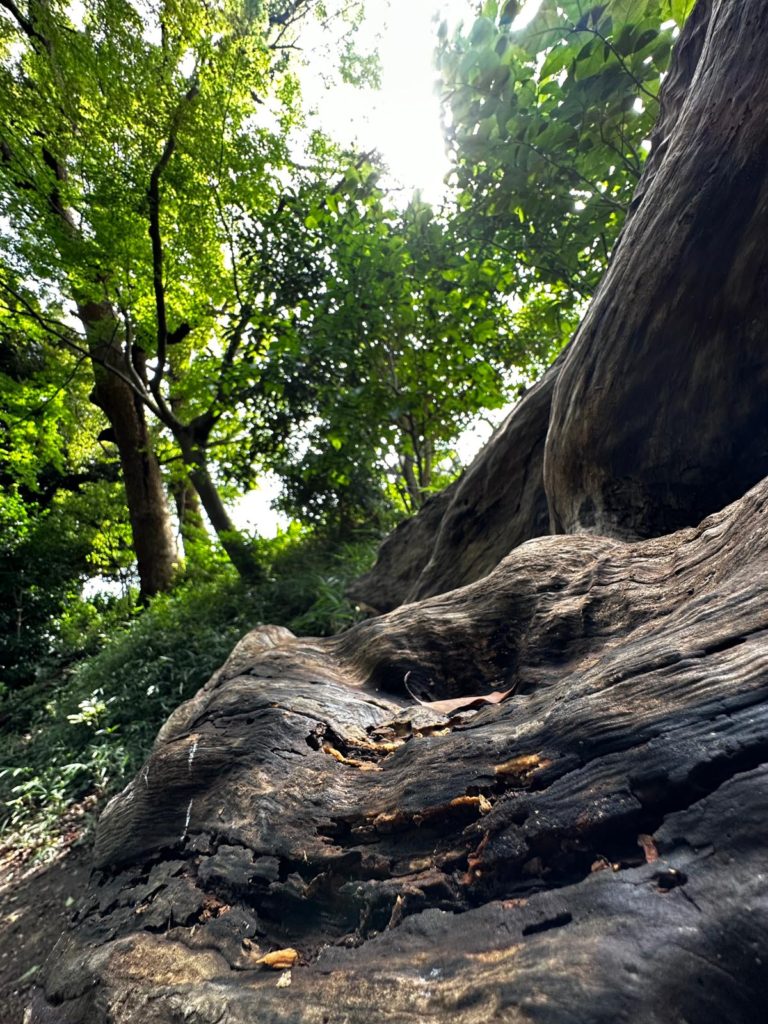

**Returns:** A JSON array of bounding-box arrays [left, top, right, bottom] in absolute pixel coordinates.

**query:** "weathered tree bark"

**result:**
[[544, 0, 768, 538], [351, 0, 768, 606], [29, 476, 768, 1023], [28, 2, 768, 1020]]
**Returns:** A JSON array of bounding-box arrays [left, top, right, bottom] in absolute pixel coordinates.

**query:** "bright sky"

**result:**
[[298, 0, 468, 204], [298, 0, 544, 203], [235, 0, 468, 535]]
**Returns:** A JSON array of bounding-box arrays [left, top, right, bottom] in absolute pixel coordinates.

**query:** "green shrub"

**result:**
[[0, 531, 376, 853]]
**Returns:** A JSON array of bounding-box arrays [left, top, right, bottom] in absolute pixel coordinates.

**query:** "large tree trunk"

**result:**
[[29, 2, 768, 1020], [544, 0, 768, 538], [350, 0, 768, 608], [81, 302, 178, 600]]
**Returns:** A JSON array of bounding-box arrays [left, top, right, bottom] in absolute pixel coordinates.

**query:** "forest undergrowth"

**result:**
[[0, 531, 375, 865]]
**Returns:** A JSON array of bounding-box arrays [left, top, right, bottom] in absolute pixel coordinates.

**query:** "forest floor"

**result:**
[[0, 834, 92, 1024]]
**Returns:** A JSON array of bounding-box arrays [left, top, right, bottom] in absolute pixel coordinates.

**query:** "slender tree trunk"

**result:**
[[177, 435, 263, 582], [400, 453, 423, 510], [419, 439, 433, 493], [172, 477, 209, 561], [79, 300, 178, 600]]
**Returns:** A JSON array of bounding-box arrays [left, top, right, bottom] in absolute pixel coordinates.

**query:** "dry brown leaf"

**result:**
[[502, 897, 528, 909], [494, 753, 552, 781], [405, 684, 516, 716], [371, 808, 408, 830], [386, 894, 405, 930], [637, 833, 659, 863], [256, 948, 299, 970], [321, 744, 381, 771], [347, 738, 403, 754], [449, 794, 492, 814]]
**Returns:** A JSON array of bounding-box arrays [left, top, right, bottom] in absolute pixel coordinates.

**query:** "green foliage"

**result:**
[[438, 0, 688, 303], [0, 0, 370, 583], [255, 166, 559, 522], [0, 484, 134, 692], [0, 530, 375, 850], [0, 324, 136, 690]]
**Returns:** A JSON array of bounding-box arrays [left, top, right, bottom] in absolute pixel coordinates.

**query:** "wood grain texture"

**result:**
[[30, 476, 768, 1023]]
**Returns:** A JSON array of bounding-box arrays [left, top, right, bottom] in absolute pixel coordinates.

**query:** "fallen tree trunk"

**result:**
[[30, 476, 768, 1022]]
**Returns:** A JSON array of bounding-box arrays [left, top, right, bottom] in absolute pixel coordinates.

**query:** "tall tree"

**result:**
[[262, 169, 572, 527], [0, 0, 364, 588], [30, 5, 768, 1020]]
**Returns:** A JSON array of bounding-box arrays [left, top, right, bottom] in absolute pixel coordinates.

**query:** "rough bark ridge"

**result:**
[[30, 3, 768, 1020], [30, 478, 768, 1022]]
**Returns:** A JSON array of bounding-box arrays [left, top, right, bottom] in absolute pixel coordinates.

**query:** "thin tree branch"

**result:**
[[0, 0, 50, 52], [0, 280, 164, 419], [146, 78, 200, 394], [1, 351, 90, 425], [571, 23, 660, 105]]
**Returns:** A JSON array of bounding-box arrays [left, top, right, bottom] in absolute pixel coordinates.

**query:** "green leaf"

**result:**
[[667, 0, 696, 23], [470, 17, 496, 47]]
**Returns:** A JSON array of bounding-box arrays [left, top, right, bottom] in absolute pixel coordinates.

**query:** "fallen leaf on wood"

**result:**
[[449, 794, 492, 814], [347, 737, 403, 754], [256, 948, 299, 970], [502, 898, 528, 910], [405, 683, 516, 715], [637, 833, 659, 863], [387, 894, 405, 930], [321, 744, 381, 771], [494, 753, 552, 782]]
